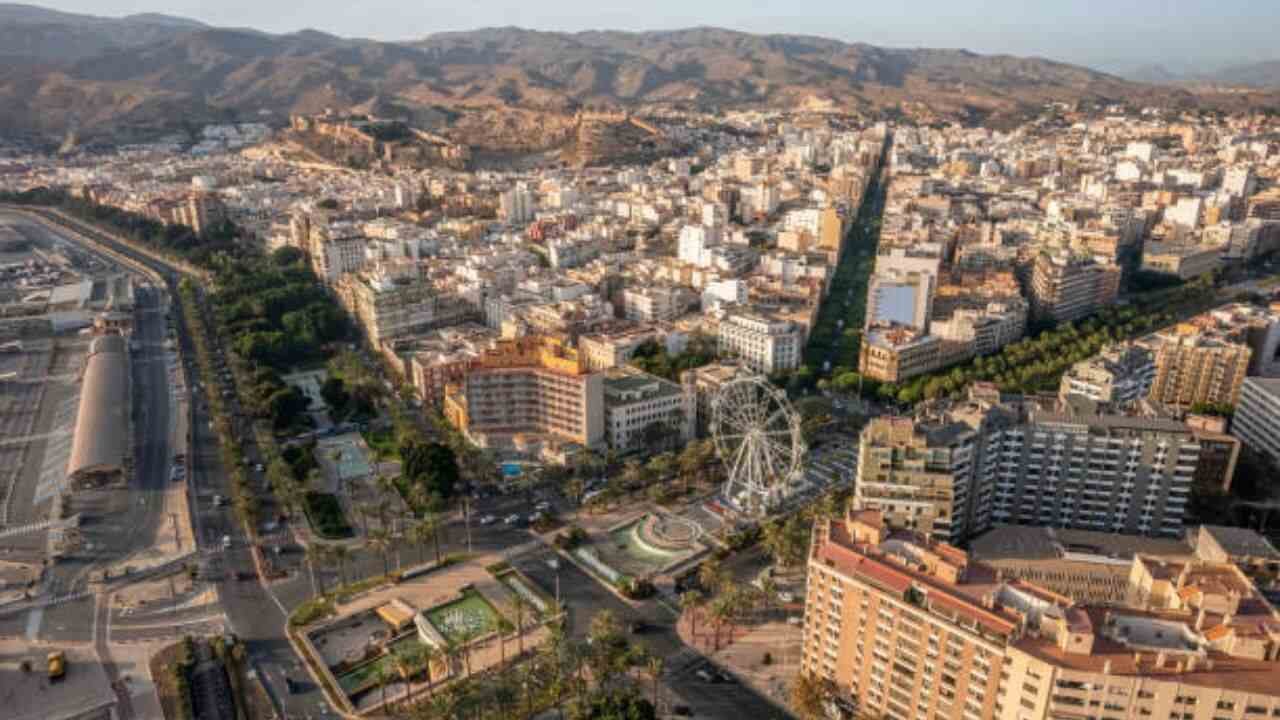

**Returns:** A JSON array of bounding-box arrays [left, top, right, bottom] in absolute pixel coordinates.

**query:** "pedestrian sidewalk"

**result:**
[[674, 608, 803, 711]]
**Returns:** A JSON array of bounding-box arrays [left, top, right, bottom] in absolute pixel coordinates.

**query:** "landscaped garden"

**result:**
[[305, 491, 353, 538]]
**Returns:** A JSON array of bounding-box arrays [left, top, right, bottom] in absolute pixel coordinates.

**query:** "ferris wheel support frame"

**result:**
[[710, 376, 806, 517]]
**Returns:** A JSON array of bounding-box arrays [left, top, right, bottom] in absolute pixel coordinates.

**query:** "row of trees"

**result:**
[[803, 165, 887, 377], [548, 438, 723, 512], [816, 274, 1223, 407]]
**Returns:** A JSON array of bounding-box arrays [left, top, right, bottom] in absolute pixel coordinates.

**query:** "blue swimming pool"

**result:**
[[501, 462, 522, 478]]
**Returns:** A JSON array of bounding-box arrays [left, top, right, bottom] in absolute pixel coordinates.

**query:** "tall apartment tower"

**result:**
[[851, 414, 984, 545], [1028, 252, 1121, 324], [855, 387, 1216, 544], [1147, 325, 1252, 408]]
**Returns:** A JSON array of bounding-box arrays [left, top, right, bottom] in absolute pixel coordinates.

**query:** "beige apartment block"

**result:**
[[804, 509, 1280, 720]]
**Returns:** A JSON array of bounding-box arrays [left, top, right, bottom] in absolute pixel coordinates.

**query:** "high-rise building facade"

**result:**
[[1232, 377, 1280, 465], [803, 509, 1280, 720], [1028, 252, 1121, 324], [854, 388, 1220, 544], [443, 335, 604, 450], [1147, 326, 1252, 409]]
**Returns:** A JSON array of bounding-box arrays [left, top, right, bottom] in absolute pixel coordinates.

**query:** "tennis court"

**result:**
[[317, 432, 374, 482]]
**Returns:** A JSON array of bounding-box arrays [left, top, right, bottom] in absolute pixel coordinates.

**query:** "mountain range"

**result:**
[[1118, 60, 1280, 89], [0, 3, 1274, 148]]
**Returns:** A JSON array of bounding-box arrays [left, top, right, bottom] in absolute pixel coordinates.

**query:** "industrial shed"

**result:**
[[67, 334, 130, 487]]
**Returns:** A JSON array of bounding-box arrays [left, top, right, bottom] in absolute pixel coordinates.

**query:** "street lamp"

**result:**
[[546, 557, 561, 605]]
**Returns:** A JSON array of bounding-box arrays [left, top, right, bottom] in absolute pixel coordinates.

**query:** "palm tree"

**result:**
[[304, 543, 328, 597], [698, 558, 726, 596], [646, 655, 664, 711], [421, 643, 440, 688], [373, 659, 391, 711], [709, 596, 732, 651], [393, 644, 420, 707], [679, 590, 704, 639], [409, 517, 433, 564], [621, 459, 645, 492], [331, 543, 350, 586], [512, 593, 529, 657], [760, 576, 779, 619], [420, 514, 442, 564], [366, 529, 391, 578]]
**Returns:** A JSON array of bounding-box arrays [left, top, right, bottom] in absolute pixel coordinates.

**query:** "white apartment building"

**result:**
[[717, 311, 802, 375], [310, 230, 367, 284], [622, 285, 688, 323], [677, 224, 720, 267]]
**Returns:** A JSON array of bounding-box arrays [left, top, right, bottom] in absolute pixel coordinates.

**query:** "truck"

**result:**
[[47, 651, 66, 680]]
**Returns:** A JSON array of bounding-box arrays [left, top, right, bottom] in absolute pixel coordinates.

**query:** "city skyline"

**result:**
[[23, 0, 1280, 75]]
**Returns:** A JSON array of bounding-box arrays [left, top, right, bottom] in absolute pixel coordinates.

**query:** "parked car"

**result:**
[[504, 514, 522, 526], [479, 515, 497, 526]]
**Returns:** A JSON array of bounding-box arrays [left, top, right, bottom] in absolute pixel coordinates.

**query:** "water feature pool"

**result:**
[[501, 462, 523, 478], [424, 589, 503, 644], [609, 518, 681, 563]]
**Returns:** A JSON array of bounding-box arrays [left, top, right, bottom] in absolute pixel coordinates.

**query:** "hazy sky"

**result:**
[[35, 0, 1280, 72]]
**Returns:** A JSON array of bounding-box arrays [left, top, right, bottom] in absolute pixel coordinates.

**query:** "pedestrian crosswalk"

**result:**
[[0, 519, 52, 540]]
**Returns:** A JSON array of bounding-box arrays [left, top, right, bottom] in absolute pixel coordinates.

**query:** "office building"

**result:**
[[1141, 241, 1222, 280], [859, 325, 960, 384], [852, 414, 983, 545], [337, 265, 474, 349], [500, 183, 533, 224], [681, 363, 753, 437], [855, 387, 1220, 545], [1147, 324, 1252, 409]]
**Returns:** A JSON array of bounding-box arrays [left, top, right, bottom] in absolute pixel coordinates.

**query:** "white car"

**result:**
[[504, 514, 522, 526], [478, 515, 497, 526]]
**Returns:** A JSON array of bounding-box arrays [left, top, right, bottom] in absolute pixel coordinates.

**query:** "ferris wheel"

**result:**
[[710, 376, 806, 516]]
